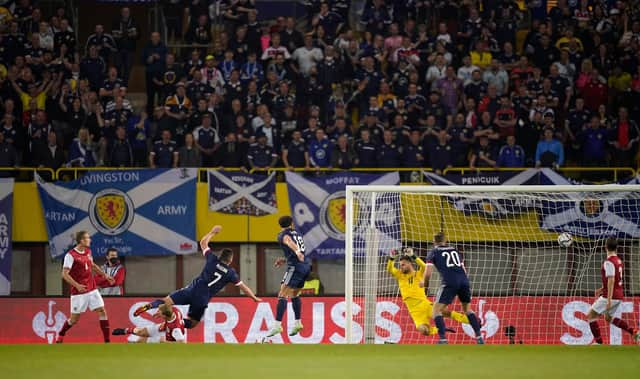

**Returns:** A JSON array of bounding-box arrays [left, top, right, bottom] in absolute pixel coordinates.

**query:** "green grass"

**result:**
[[1, 344, 638, 379]]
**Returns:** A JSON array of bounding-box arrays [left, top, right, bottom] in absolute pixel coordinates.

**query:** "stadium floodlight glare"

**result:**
[[345, 184, 640, 344]]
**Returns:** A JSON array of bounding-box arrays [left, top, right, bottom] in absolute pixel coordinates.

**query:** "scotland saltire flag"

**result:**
[[208, 171, 277, 215], [37, 169, 197, 258], [285, 172, 400, 259], [0, 179, 13, 295], [538, 178, 640, 238]]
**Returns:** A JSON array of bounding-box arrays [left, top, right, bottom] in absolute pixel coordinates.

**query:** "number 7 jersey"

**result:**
[[426, 246, 469, 286], [188, 248, 241, 298]]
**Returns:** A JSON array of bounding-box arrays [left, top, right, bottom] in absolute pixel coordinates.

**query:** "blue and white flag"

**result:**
[[208, 171, 277, 216], [285, 172, 400, 259], [538, 190, 640, 238], [0, 179, 13, 295], [37, 169, 197, 258]]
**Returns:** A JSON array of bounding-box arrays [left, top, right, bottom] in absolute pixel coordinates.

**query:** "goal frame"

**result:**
[[344, 184, 640, 344]]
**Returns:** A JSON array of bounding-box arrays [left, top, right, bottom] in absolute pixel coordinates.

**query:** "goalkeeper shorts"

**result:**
[[405, 298, 434, 328]]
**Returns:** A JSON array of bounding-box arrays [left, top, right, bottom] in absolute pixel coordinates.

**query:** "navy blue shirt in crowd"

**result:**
[[152, 140, 176, 167], [579, 128, 608, 162], [497, 144, 526, 167], [285, 140, 307, 167], [402, 142, 424, 167], [378, 142, 402, 168], [248, 143, 276, 167], [308, 138, 332, 167], [355, 140, 377, 167]]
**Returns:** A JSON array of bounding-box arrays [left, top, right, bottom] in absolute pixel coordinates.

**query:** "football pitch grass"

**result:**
[[1, 344, 638, 379]]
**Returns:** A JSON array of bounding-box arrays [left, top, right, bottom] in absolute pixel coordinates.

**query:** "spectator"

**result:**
[[85, 24, 117, 64], [354, 128, 377, 168], [282, 130, 309, 170], [497, 135, 526, 168], [178, 132, 200, 168], [80, 44, 106, 92], [402, 129, 425, 168], [579, 115, 608, 167], [108, 126, 133, 167], [219, 131, 246, 168], [308, 128, 332, 169], [142, 32, 167, 113], [431, 130, 453, 175], [470, 135, 497, 169], [535, 128, 564, 168], [247, 132, 278, 170], [435, 66, 463, 115], [0, 132, 17, 170], [33, 130, 65, 169], [95, 248, 126, 296], [111, 7, 138, 85], [149, 129, 178, 168], [68, 128, 96, 167], [483, 59, 509, 96], [331, 134, 355, 170], [609, 107, 640, 167], [291, 34, 323, 77], [378, 129, 402, 168], [193, 113, 220, 167]]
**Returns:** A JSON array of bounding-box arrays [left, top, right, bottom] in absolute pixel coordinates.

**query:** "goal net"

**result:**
[[344, 185, 640, 345]]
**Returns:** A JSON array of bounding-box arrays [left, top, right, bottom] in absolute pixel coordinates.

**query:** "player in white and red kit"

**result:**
[[56, 231, 114, 343], [112, 304, 186, 343], [586, 237, 639, 345]]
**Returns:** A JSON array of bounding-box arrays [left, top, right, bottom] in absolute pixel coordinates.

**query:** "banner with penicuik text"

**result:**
[[37, 169, 197, 258], [285, 172, 400, 259], [208, 171, 277, 216], [0, 179, 13, 295]]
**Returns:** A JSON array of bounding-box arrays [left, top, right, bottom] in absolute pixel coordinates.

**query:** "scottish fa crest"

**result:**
[[89, 189, 134, 235], [319, 191, 347, 240]]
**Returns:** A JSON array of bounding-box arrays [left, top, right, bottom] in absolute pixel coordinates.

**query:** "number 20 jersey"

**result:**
[[426, 246, 469, 286]]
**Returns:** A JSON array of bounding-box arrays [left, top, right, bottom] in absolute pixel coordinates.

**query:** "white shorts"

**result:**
[[590, 296, 622, 316], [70, 289, 105, 314]]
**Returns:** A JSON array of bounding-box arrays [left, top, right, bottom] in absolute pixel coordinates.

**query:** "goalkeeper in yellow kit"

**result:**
[[387, 248, 469, 336]]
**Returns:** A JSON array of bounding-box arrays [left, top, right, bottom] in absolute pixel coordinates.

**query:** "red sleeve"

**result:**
[[94, 273, 109, 288], [113, 266, 126, 286]]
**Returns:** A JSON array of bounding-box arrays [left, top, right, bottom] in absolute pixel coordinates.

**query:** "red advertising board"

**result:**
[[1, 297, 639, 344]]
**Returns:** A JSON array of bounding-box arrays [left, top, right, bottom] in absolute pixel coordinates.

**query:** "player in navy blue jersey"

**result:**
[[267, 215, 312, 337], [133, 225, 261, 329], [420, 232, 484, 344]]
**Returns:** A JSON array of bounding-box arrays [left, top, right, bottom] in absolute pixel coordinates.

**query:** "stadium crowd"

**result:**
[[0, 0, 639, 177]]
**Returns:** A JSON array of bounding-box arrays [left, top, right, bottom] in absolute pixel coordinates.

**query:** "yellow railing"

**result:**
[[35, 166, 640, 183], [0, 167, 56, 181]]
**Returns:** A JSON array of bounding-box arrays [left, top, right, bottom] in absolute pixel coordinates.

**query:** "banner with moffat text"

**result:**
[[0, 179, 13, 295], [37, 169, 197, 258], [208, 171, 277, 216], [285, 172, 400, 259]]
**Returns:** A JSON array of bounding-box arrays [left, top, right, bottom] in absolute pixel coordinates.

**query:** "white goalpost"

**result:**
[[344, 185, 640, 345]]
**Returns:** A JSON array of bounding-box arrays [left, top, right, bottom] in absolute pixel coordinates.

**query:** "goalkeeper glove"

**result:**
[[389, 249, 399, 260], [402, 247, 414, 257]]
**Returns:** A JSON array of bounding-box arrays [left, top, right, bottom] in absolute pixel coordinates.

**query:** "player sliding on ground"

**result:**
[[113, 304, 186, 343], [387, 247, 469, 337], [267, 215, 312, 338], [133, 225, 261, 330], [420, 232, 484, 344], [586, 237, 639, 345]]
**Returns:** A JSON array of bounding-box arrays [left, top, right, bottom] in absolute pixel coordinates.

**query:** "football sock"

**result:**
[[276, 297, 287, 322], [291, 296, 302, 320], [149, 299, 164, 309], [99, 319, 110, 343], [467, 312, 482, 337], [611, 318, 635, 334], [184, 319, 194, 329], [434, 315, 447, 340], [589, 321, 603, 344], [59, 320, 73, 336]]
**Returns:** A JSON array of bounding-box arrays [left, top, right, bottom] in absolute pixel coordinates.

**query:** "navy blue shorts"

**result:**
[[281, 263, 311, 289], [435, 283, 472, 305], [169, 286, 208, 321]]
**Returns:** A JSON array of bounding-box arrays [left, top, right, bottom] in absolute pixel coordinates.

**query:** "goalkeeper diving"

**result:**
[[387, 248, 469, 336]]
